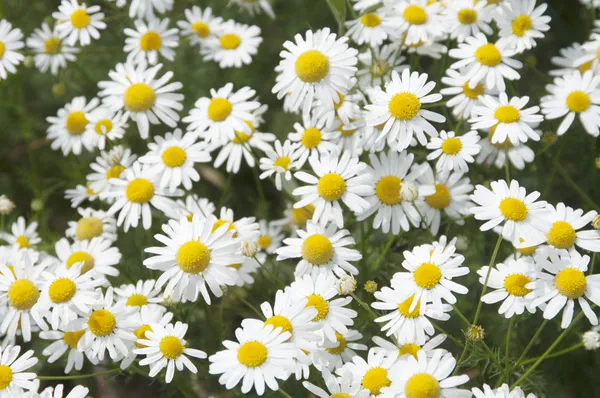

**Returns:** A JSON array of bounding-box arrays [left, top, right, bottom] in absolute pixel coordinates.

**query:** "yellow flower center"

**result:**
[[546, 221, 577, 249], [306, 294, 329, 321], [233, 131, 252, 144], [291, 205, 315, 228], [333, 92, 345, 110], [503, 273, 532, 297], [405, 373, 441, 398], [403, 5, 427, 25], [66, 251, 95, 274], [475, 43, 502, 67], [45, 37, 61, 54], [211, 219, 237, 235], [162, 146, 187, 168], [361, 13, 382, 27], [362, 367, 391, 395], [94, 119, 113, 135], [8, 279, 39, 310], [389, 92, 421, 121], [578, 60, 593, 74], [414, 262, 442, 289], [48, 278, 77, 304], [237, 341, 268, 367], [397, 295, 421, 318], [458, 9, 477, 24], [462, 82, 484, 99], [159, 336, 184, 360], [555, 268, 587, 299], [441, 137, 462, 155], [295, 50, 330, 83], [376, 176, 402, 205], [134, 324, 152, 348], [125, 178, 155, 203], [318, 173, 346, 201], [63, 330, 85, 349], [106, 164, 125, 179], [301, 127, 322, 149], [124, 83, 156, 112], [140, 31, 162, 52], [176, 240, 211, 274], [191, 22, 210, 38], [494, 105, 520, 123], [207, 97, 233, 122], [326, 333, 347, 355], [302, 234, 334, 265], [512, 15, 532, 37], [126, 294, 148, 307], [516, 238, 537, 256], [499, 197, 528, 221], [273, 156, 291, 170], [566, 91, 591, 113], [70, 9, 90, 29], [88, 309, 116, 337], [0, 42, 4, 59], [0, 365, 13, 390], [15, 235, 30, 248], [220, 33, 241, 49], [257, 235, 272, 250], [399, 343, 421, 359], [264, 315, 293, 334], [488, 124, 513, 149], [76, 217, 103, 240], [425, 184, 451, 209], [66, 111, 88, 135], [330, 394, 352, 398]]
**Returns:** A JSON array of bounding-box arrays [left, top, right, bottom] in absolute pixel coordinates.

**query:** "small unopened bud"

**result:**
[[400, 181, 418, 202], [52, 83, 65, 97], [592, 215, 600, 230], [31, 198, 44, 212], [23, 56, 34, 68], [0, 195, 16, 215], [455, 235, 468, 251], [582, 330, 600, 350], [466, 325, 485, 342], [106, 148, 122, 167], [364, 280, 378, 293], [337, 274, 357, 295], [525, 55, 537, 68], [542, 132, 557, 145], [241, 240, 259, 257]]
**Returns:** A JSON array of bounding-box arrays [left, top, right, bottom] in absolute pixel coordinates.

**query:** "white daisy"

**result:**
[[372, 333, 447, 360], [213, 206, 260, 241], [440, 68, 488, 120], [39, 327, 98, 373], [357, 44, 408, 91], [352, 0, 381, 12], [64, 184, 98, 208], [53, 0, 106, 47], [82, 108, 128, 151], [392, 0, 445, 46], [313, 329, 367, 371], [496, 0, 551, 54], [26, 23, 78, 75], [124, 17, 179, 66], [228, 0, 275, 18], [214, 121, 275, 174], [165, 194, 215, 221], [476, 134, 535, 171], [403, 36, 449, 60], [229, 254, 261, 287], [177, 6, 223, 47], [289, 112, 338, 167], [55, 236, 121, 278], [0, 345, 38, 395], [65, 207, 117, 242], [542, 203, 600, 252], [0, 217, 40, 250], [427, 130, 481, 173], [345, 11, 394, 47], [86, 145, 137, 196], [114, 279, 163, 309], [472, 383, 535, 398], [256, 220, 285, 254], [340, 348, 398, 398], [550, 43, 596, 77], [40, 385, 89, 398], [113, 0, 173, 20], [259, 140, 302, 191], [443, 0, 493, 42], [202, 20, 262, 68], [303, 368, 369, 398], [0, 20, 24, 80], [46, 96, 99, 156]]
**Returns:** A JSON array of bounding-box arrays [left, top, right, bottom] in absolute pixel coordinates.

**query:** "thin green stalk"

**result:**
[[451, 304, 470, 327], [37, 368, 121, 380], [350, 292, 379, 320], [505, 317, 516, 371], [554, 159, 600, 211], [238, 295, 265, 319], [514, 319, 548, 369], [590, 252, 597, 275], [521, 342, 583, 365], [433, 323, 464, 348], [473, 234, 503, 325], [370, 234, 395, 273], [279, 387, 293, 398], [504, 147, 511, 182], [253, 255, 285, 288], [452, 341, 471, 376]]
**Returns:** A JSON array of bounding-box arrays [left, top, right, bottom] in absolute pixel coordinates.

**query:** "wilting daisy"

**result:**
[[541, 70, 600, 137], [259, 140, 302, 191], [272, 28, 358, 114], [440, 68, 488, 120], [27, 23, 78, 75], [0, 217, 40, 249], [124, 18, 179, 66], [304, 368, 369, 398], [365, 68, 445, 151], [53, 0, 106, 46], [0, 345, 38, 395], [288, 112, 338, 166], [341, 349, 399, 398], [476, 135, 536, 171], [313, 329, 367, 370], [65, 184, 99, 208], [496, 0, 551, 54], [143, 215, 241, 304], [449, 33, 522, 92], [166, 194, 215, 221], [393, 0, 444, 45], [214, 123, 275, 174], [66, 207, 117, 242], [229, 0, 275, 18], [357, 44, 407, 90], [426, 130, 481, 173], [46, 96, 99, 156], [443, 0, 493, 42], [98, 61, 183, 139], [202, 20, 262, 68], [531, 249, 600, 328], [55, 237, 121, 278], [542, 203, 600, 252], [40, 384, 89, 398], [372, 333, 447, 360], [478, 255, 537, 318], [82, 108, 128, 151], [135, 321, 207, 383], [345, 11, 393, 47], [40, 327, 98, 373], [114, 279, 163, 309], [177, 6, 223, 47], [209, 323, 297, 396], [0, 20, 24, 80]]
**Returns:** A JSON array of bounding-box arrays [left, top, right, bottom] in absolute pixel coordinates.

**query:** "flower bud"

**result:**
[[31, 198, 44, 212], [337, 274, 356, 295], [241, 240, 259, 257], [592, 215, 600, 230], [400, 181, 418, 202], [582, 330, 600, 350], [364, 280, 378, 293], [52, 83, 65, 97], [466, 325, 485, 342], [23, 56, 34, 68], [0, 195, 16, 215]]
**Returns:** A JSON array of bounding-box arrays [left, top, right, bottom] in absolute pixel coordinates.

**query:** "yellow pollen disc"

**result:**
[[264, 315, 293, 334], [546, 221, 577, 249], [503, 273, 532, 297], [338, 124, 356, 137], [333, 92, 345, 110], [512, 15, 532, 37], [106, 164, 125, 179], [488, 124, 513, 149], [413, 262, 442, 289], [475, 43, 502, 67], [376, 175, 402, 205], [0, 42, 4, 59], [295, 50, 330, 83], [318, 173, 346, 201], [330, 394, 352, 398], [302, 234, 334, 265], [220, 33, 241, 49], [229, 263, 242, 270], [499, 197, 528, 221], [162, 146, 187, 168], [176, 240, 211, 274], [86, 186, 95, 195], [494, 105, 520, 123], [233, 131, 252, 144], [159, 336, 184, 360], [66, 251, 95, 274], [237, 341, 268, 367], [66, 111, 88, 135], [578, 60, 593, 74], [458, 9, 477, 24], [566, 91, 591, 113], [405, 373, 441, 398], [126, 294, 148, 307], [291, 204, 315, 228], [48, 278, 77, 304], [140, 31, 162, 51], [403, 5, 427, 25], [8, 279, 40, 310], [362, 367, 391, 395], [211, 219, 237, 235], [88, 309, 116, 337], [191, 22, 210, 38], [63, 330, 85, 349], [207, 97, 233, 122], [462, 82, 484, 99], [301, 127, 322, 149], [425, 184, 451, 209], [0, 365, 13, 390], [70, 9, 90, 29], [361, 13, 382, 27], [94, 119, 113, 135], [389, 92, 421, 121], [441, 137, 462, 155], [134, 324, 152, 348], [45, 37, 61, 54], [517, 238, 537, 256], [124, 83, 156, 112], [306, 294, 329, 321], [399, 343, 421, 359], [257, 235, 272, 250], [555, 268, 587, 299], [125, 178, 155, 203], [326, 333, 347, 355], [75, 217, 103, 240], [397, 295, 421, 318], [273, 156, 291, 170], [15, 235, 30, 248]]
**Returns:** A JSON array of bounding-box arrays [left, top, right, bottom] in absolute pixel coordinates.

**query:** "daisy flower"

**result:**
[[65, 207, 117, 242], [0, 20, 24, 80], [135, 321, 206, 383], [476, 134, 535, 171], [341, 349, 398, 398], [449, 32, 522, 92], [403, 36, 449, 60], [496, 0, 551, 54], [65, 184, 98, 208], [352, 0, 381, 12], [102, 162, 181, 231], [312, 86, 365, 127], [470, 93, 543, 145], [86, 146, 137, 196], [470, 179, 549, 246], [313, 329, 367, 371], [214, 122, 275, 174], [177, 6, 223, 47], [472, 384, 534, 398], [443, 0, 493, 42], [365, 68, 445, 152], [257, 220, 285, 254], [143, 215, 241, 304], [440, 68, 488, 120], [202, 20, 262, 68], [576, 35, 600, 72], [124, 18, 179, 66], [372, 333, 447, 360], [209, 323, 297, 396], [39, 328, 98, 373], [392, 0, 444, 46], [46, 96, 99, 156], [259, 140, 302, 191], [98, 61, 183, 139], [304, 368, 369, 398], [293, 151, 371, 228], [228, 0, 275, 18], [53, 0, 106, 47], [0, 345, 38, 395], [82, 108, 128, 151], [542, 203, 600, 252], [40, 385, 89, 398], [26, 23, 78, 75], [426, 130, 481, 173], [113, 0, 173, 20], [114, 279, 163, 309], [531, 249, 600, 328], [229, 254, 261, 287], [213, 206, 260, 241], [550, 43, 595, 77], [288, 112, 338, 167], [272, 28, 358, 114], [345, 11, 393, 47], [357, 44, 407, 90], [55, 237, 121, 277], [0, 217, 40, 249], [541, 70, 600, 137], [165, 194, 215, 221]]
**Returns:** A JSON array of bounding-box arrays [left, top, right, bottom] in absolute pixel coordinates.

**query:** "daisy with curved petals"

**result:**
[[426, 130, 481, 173], [365, 68, 445, 152], [476, 133, 535, 171], [86, 145, 137, 196], [36, 327, 92, 373], [202, 20, 262, 68], [449, 33, 522, 92], [178, 7, 222, 48], [541, 203, 600, 252], [124, 18, 179, 66], [441, 68, 488, 120], [165, 194, 215, 221], [276, 221, 361, 278], [443, 0, 493, 43], [229, 255, 261, 287], [135, 321, 207, 383], [98, 61, 183, 139], [0, 217, 40, 250], [82, 108, 128, 151], [259, 140, 302, 191], [114, 279, 163, 309], [55, 236, 121, 278], [214, 122, 276, 174], [357, 44, 408, 91], [392, 0, 444, 46], [66, 207, 117, 242], [372, 333, 447, 361], [53, 0, 106, 47], [213, 206, 260, 241], [143, 215, 241, 304], [472, 383, 533, 398], [209, 323, 297, 396], [550, 43, 595, 77], [272, 28, 358, 114], [27, 23, 78, 75], [304, 368, 369, 398], [40, 384, 89, 398], [341, 348, 398, 398], [65, 184, 98, 208], [496, 0, 551, 54], [257, 219, 285, 254], [313, 329, 367, 371], [345, 11, 394, 47], [0, 345, 38, 396], [288, 112, 338, 167], [46, 96, 99, 156], [0, 20, 24, 80]]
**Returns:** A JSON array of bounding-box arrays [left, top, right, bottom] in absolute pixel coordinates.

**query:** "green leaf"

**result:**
[[326, 0, 347, 34]]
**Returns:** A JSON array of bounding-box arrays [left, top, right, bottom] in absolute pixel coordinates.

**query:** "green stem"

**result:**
[[279, 387, 293, 398], [473, 234, 503, 325], [370, 234, 395, 273], [452, 341, 471, 376], [238, 295, 265, 319], [451, 304, 471, 327], [554, 159, 600, 211], [521, 342, 584, 365], [590, 252, 597, 275], [504, 147, 511, 182], [37, 368, 121, 380], [505, 317, 516, 372], [514, 319, 548, 369], [253, 256, 285, 288], [350, 292, 379, 320], [433, 323, 464, 348]]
